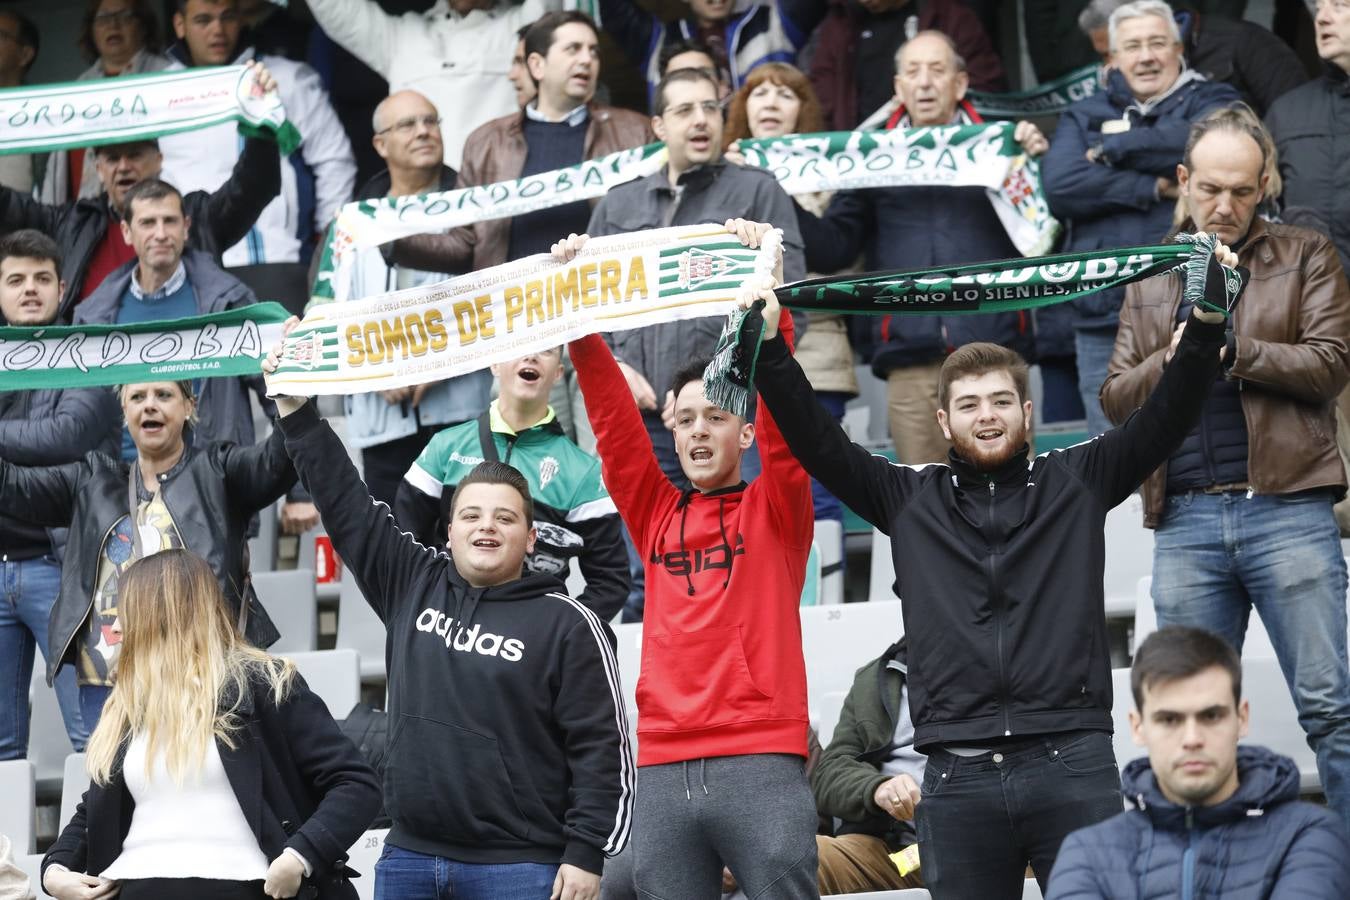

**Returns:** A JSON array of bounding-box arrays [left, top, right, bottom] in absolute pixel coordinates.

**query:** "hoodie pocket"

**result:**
[[385, 715, 532, 845], [637, 626, 773, 732]]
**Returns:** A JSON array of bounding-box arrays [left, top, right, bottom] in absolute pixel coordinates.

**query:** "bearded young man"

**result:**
[[747, 252, 1237, 899]]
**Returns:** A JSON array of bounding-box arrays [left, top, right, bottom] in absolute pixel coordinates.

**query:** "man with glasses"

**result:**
[[1042, 0, 1236, 437], [329, 90, 493, 508]]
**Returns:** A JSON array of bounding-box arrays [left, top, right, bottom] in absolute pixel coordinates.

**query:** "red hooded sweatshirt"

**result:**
[[569, 319, 812, 766]]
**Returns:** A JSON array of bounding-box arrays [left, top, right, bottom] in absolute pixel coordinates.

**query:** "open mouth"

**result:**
[[517, 366, 540, 384], [689, 134, 711, 152], [689, 447, 713, 461], [472, 537, 501, 549], [975, 429, 1004, 442], [139, 418, 164, 436]]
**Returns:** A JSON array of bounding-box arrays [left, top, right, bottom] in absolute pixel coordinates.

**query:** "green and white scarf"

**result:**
[[0, 233, 1242, 396], [704, 232, 1247, 415], [859, 64, 1103, 128], [0, 303, 290, 391], [314, 122, 1056, 304], [0, 65, 301, 157]]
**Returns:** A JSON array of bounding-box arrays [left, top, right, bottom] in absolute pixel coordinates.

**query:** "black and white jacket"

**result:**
[[281, 402, 633, 875]]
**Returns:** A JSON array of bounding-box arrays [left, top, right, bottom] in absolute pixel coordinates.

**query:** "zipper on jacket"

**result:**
[[1181, 808, 1196, 900], [56, 514, 124, 679], [987, 480, 1012, 737]]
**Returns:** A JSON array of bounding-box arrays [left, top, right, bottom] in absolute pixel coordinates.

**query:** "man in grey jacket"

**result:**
[[583, 67, 805, 487], [0, 230, 120, 760]]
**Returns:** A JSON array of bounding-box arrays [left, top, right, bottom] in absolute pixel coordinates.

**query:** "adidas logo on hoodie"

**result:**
[[415, 608, 525, 662]]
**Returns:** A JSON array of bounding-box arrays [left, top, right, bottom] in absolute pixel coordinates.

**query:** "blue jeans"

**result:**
[[0, 556, 85, 759], [1037, 356, 1086, 424], [1074, 326, 1118, 438], [810, 392, 848, 525], [80, 684, 113, 734], [1152, 489, 1350, 833], [374, 844, 558, 900], [916, 730, 1123, 899]]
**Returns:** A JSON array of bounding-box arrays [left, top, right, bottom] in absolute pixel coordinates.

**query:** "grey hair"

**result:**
[[893, 29, 968, 74], [1107, 0, 1181, 52], [1078, 0, 1126, 36]]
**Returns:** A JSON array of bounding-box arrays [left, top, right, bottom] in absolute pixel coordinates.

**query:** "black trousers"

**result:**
[[118, 878, 267, 899]]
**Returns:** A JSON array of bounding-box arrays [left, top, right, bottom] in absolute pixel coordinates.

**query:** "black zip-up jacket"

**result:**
[[0, 386, 120, 559], [0, 428, 296, 683], [755, 312, 1227, 749], [0, 134, 280, 322], [280, 403, 633, 875], [44, 671, 381, 899]]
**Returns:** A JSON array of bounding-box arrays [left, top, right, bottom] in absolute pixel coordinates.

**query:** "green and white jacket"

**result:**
[[395, 402, 629, 620]]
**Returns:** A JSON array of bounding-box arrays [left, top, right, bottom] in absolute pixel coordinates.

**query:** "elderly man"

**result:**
[[0, 64, 280, 322], [800, 30, 1045, 465], [333, 90, 491, 508], [1042, 0, 1237, 436], [1101, 105, 1350, 834]]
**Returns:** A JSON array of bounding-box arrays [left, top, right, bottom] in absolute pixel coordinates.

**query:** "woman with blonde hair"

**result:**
[[724, 62, 860, 532], [40, 550, 380, 900], [0, 380, 296, 731]]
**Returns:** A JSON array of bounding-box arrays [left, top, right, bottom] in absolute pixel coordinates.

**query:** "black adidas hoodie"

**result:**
[[280, 402, 634, 874]]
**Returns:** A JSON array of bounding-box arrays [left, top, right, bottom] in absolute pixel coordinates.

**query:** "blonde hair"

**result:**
[[85, 550, 294, 786]]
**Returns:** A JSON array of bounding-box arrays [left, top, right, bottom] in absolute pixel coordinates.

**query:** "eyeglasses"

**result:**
[[1116, 36, 1175, 56], [376, 114, 442, 136], [93, 10, 138, 28], [661, 99, 720, 120]]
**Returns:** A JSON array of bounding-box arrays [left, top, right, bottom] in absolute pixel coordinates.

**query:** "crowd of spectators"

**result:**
[[2, 0, 1350, 897]]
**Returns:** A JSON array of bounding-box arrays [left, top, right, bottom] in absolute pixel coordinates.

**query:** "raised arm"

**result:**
[[301, 0, 399, 78], [0, 456, 83, 528], [219, 423, 300, 513], [567, 470, 630, 622], [750, 310, 813, 550], [752, 298, 917, 533], [553, 611, 634, 874], [0, 387, 119, 466], [568, 333, 680, 551], [594, 0, 658, 70], [0, 183, 65, 235], [286, 64, 357, 230]]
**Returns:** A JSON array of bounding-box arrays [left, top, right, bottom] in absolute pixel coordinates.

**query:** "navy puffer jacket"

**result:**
[[1046, 745, 1350, 899], [1041, 68, 1238, 331]]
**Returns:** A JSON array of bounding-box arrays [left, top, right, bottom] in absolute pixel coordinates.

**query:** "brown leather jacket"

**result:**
[[1100, 218, 1350, 528], [392, 103, 653, 272]]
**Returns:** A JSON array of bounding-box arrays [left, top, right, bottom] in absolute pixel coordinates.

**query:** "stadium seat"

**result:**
[[817, 690, 849, 746], [59, 753, 87, 834], [247, 498, 279, 574], [0, 759, 35, 853], [869, 528, 897, 604], [336, 577, 387, 681], [346, 827, 389, 900], [286, 649, 361, 720], [1103, 495, 1152, 619], [253, 569, 318, 654], [814, 519, 845, 605], [828, 891, 928, 899], [613, 622, 643, 722], [801, 541, 822, 606], [800, 601, 904, 721], [26, 667, 75, 791]]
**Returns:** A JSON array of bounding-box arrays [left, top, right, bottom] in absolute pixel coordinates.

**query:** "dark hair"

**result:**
[[78, 0, 162, 64], [658, 37, 716, 76], [450, 461, 534, 524], [724, 62, 824, 147], [1131, 626, 1242, 710], [121, 178, 183, 218], [0, 229, 63, 273], [937, 342, 1030, 411], [652, 66, 720, 115], [0, 10, 40, 76], [522, 10, 598, 87], [667, 356, 714, 408]]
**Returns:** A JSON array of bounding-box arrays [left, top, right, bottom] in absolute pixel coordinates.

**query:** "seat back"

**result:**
[[253, 569, 318, 653], [284, 649, 362, 719]]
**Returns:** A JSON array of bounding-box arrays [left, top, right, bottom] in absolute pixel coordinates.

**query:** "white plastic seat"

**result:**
[[869, 528, 897, 605], [0, 759, 35, 853], [253, 569, 318, 654], [800, 601, 904, 724], [59, 752, 87, 834], [1103, 495, 1153, 619], [285, 649, 362, 720], [814, 519, 845, 606], [336, 578, 387, 681]]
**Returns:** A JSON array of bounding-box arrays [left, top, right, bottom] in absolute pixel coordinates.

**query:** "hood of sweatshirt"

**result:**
[[1121, 744, 1301, 831]]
